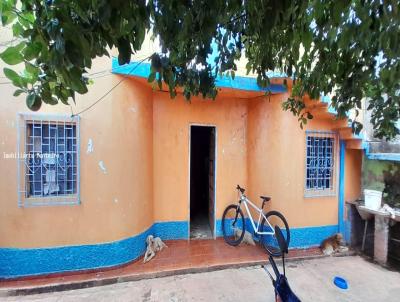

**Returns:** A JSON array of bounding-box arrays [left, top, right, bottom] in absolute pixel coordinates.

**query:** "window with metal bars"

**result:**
[[17, 114, 80, 206], [305, 131, 337, 197]]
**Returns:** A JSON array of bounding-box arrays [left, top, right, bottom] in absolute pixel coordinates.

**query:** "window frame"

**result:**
[[304, 130, 338, 198], [17, 113, 81, 207]]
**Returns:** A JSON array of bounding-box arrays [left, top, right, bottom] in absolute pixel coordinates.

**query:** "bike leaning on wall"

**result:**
[[222, 185, 290, 257]]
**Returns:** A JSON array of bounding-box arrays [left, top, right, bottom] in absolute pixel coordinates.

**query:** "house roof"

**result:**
[[111, 58, 369, 151], [111, 58, 287, 94]]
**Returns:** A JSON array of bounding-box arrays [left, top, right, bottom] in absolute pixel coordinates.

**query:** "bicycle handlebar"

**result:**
[[236, 185, 245, 194]]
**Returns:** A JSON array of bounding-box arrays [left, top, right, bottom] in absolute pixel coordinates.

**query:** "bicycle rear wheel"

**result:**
[[260, 211, 290, 257], [222, 204, 245, 246]]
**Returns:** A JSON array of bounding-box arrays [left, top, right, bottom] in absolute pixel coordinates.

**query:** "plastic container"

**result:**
[[334, 276, 348, 290], [364, 189, 382, 210]]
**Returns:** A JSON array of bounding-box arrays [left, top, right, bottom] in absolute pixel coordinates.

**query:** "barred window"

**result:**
[[305, 131, 337, 197], [17, 114, 80, 207]]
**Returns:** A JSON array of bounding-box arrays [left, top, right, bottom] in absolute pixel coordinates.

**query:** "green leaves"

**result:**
[[148, 72, 156, 83], [1, 0, 150, 108], [117, 38, 132, 65], [26, 93, 36, 107], [23, 42, 42, 61], [26, 92, 41, 111], [0, 0, 17, 26], [13, 89, 25, 97], [0, 42, 25, 65], [69, 68, 88, 94], [3, 67, 19, 82], [3, 67, 25, 88], [0, 0, 399, 139], [12, 22, 24, 36]]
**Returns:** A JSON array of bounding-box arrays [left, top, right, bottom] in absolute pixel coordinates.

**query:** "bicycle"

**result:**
[[222, 185, 290, 256], [264, 225, 300, 302]]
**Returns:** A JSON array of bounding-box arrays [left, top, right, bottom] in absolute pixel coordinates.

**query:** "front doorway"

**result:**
[[189, 125, 216, 239]]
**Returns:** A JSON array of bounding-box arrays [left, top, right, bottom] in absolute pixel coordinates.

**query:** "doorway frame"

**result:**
[[188, 123, 218, 239]]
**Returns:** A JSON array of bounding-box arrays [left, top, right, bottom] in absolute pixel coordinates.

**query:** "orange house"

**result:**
[[0, 57, 362, 279]]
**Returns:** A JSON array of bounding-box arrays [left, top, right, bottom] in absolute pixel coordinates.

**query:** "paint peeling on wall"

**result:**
[[5, 120, 15, 128], [86, 138, 94, 154], [98, 161, 107, 174], [226, 125, 246, 155]]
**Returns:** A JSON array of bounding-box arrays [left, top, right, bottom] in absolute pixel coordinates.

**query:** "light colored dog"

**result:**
[[233, 227, 256, 246], [143, 235, 168, 263]]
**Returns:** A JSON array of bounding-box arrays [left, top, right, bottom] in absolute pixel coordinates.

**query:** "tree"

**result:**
[[1, 0, 399, 139]]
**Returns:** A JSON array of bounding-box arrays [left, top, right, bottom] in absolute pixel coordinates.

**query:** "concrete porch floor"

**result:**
[[0, 238, 324, 296], [2, 256, 400, 301]]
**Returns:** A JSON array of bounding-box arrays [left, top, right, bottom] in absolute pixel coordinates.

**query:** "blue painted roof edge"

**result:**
[[321, 94, 349, 117], [365, 152, 400, 162], [362, 140, 400, 162], [111, 58, 287, 94]]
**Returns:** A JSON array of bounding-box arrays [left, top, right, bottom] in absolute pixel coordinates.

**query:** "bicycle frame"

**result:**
[[238, 193, 275, 236]]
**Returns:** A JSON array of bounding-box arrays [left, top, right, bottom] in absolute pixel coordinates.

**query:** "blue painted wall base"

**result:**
[[0, 221, 188, 280], [216, 219, 338, 249], [1, 219, 336, 279]]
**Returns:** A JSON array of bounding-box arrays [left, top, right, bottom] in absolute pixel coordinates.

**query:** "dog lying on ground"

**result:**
[[143, 235, 168, 263], [233, 227, 256, 246], [320, 233, 348, 255]]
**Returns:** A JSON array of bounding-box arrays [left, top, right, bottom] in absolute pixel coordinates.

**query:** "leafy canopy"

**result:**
[[1, 0, 399, 139]]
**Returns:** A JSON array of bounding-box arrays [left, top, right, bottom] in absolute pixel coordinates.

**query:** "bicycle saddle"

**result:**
[[260, 195, 271, 201]]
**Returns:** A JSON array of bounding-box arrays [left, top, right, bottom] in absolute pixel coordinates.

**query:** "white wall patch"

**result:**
[[98, 161, 107, 174], [87, 138, 94, 154]]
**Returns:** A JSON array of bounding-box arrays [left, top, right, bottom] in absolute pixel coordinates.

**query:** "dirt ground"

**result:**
[[2, 256, 400, 302]]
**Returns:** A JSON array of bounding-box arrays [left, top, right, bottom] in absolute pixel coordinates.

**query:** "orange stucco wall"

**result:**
[[0, 65, 363, 249], [152, 91, 248, 222], [0, 58, 154, 248], [344, 148, 362, 202], [247, 96, 351, 228], [150, 84, 362, 228]]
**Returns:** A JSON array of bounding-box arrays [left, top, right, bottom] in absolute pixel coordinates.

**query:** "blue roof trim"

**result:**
[[364, 141, 400, 162], [111, 58, 287, 94], [214, 74, 287, 93], [366, 153, 400, 162], [112, 58, 152, 78], [321, 94, 341, 115]]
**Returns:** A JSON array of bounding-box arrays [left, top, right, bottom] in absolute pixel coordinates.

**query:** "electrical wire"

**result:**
[[71, 56, 150, 117], [0, 55, 151, 80], [85, 54, 151, 79]]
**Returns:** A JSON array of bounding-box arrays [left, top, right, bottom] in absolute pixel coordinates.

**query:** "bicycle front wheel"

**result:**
[[260, 211, 290, 257], [222, 204, 245, 246]]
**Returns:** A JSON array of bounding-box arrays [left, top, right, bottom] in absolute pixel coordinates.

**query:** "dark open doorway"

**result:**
[[190, 125, 216, 239]]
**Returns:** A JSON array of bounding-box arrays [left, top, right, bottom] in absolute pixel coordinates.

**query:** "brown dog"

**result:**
[[320, 233, 348, 255]]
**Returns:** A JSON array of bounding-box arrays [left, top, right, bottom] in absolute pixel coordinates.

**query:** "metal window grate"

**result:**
[[17, 114, 80, 207], [304, 130, 337, 197]]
